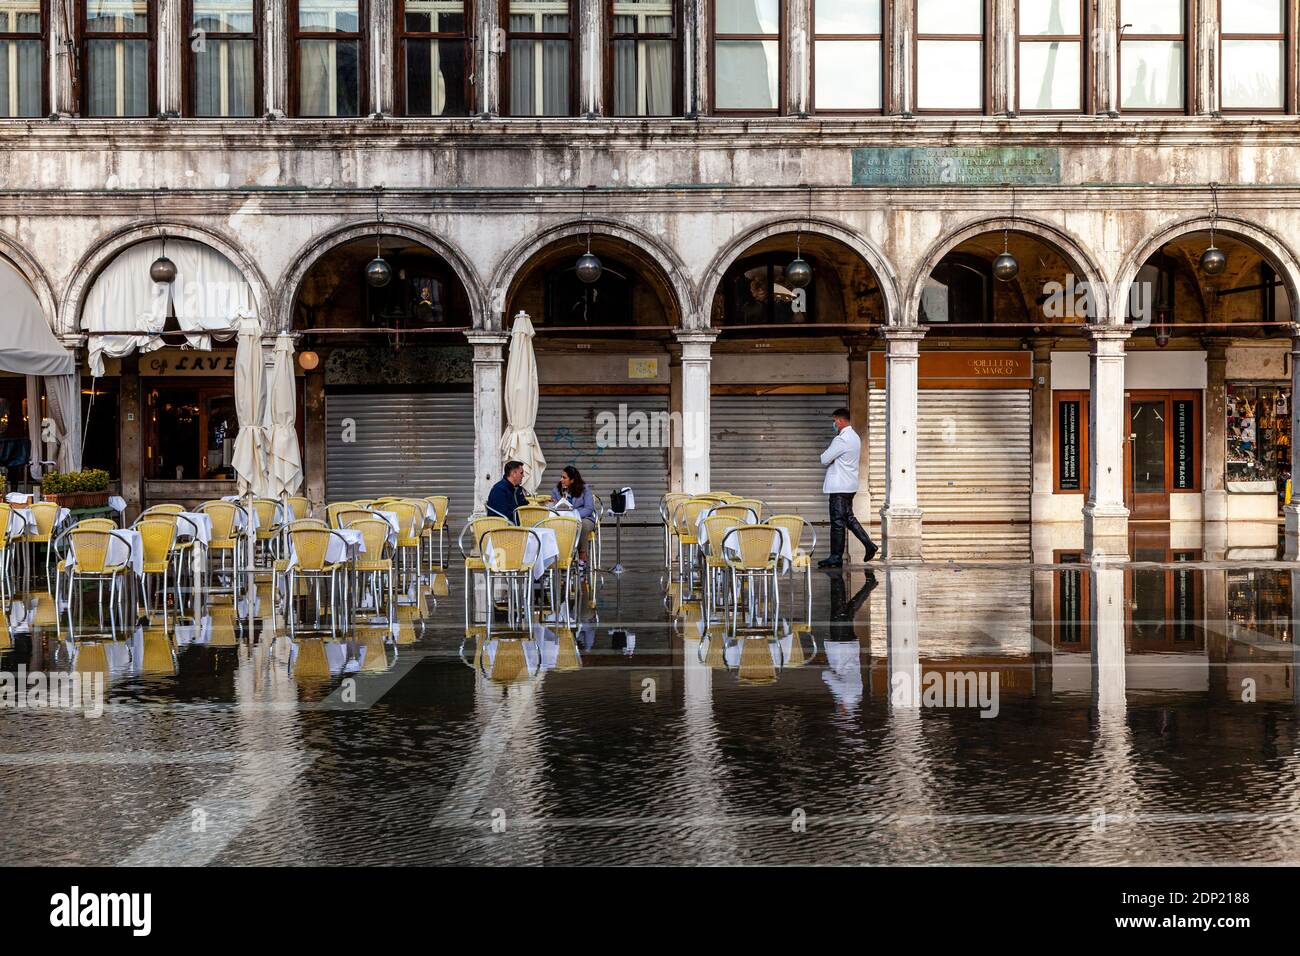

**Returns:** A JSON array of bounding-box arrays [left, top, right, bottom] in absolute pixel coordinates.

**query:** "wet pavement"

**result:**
[[3, 525, 1300, 866]]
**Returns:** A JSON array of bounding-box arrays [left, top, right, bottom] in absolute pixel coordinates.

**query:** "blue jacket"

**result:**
[[486, 478, 527, 524], [550, 486, 595, 520]]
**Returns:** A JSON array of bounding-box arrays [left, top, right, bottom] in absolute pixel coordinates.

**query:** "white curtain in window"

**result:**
[[645, 18, 672, 114], [81, 239, 255, 376], [25, 374, 43, 478], [542, 15, 569, 115], [44, 373, 83, 473]]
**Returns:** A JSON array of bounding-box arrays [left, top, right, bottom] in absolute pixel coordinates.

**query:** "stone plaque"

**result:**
[[851, 147, 1061, 186]]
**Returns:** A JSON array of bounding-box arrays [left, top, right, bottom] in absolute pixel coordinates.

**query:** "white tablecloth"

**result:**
[[176, 512, 213, 545], [285, 528, 364, 571], [8, 506, 71, 536], [219, 497, 260, 531], [68, 528, 143, 577], [695, 506, 761, 548], [483, 526, 557, 582]]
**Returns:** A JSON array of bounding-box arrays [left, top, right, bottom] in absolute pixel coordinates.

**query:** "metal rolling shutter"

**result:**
[[326, 391, 475, 513], [711, 395, 839, 518], [869, 388, 1031, 558]]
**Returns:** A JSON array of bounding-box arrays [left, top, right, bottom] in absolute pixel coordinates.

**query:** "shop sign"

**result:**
[[1058, 400, 1081, 491], [628, 357, 660, 379], [868, 351, 1033, 387], [1173, 399, 1195, 490], [851, 147, 1061, 186], [142, 350, 237, 376]]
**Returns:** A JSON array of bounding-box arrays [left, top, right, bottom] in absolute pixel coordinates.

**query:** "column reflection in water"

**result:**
[[677, 598, 731, 862], [1086, 564, 1138, 838], [886, 568, 920, 710]]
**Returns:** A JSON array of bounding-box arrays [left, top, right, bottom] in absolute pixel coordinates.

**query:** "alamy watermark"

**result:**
[[595, 404, 708, 456], [890, 670, 1000, 718], [0, 667, 105, 718]]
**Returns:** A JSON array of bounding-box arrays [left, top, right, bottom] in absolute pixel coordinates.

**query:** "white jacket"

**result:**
[[820, 425, 862, 494]]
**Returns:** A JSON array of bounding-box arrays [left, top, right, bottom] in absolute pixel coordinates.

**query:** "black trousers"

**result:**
[[828, 493, 875, 560]]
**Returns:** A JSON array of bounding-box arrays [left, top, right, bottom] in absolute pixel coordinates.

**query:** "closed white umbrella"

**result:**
[[499, 311, 546, 494], [266, 333, 303, 499], [230, 318, 268, 497]]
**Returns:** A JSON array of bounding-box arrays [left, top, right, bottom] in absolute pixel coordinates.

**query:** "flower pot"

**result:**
[[44, 491, 109, 511]]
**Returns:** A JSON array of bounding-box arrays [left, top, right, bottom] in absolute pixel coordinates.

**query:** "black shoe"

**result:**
[[863, 542, 879, 562], [817, 557, 843, 569]]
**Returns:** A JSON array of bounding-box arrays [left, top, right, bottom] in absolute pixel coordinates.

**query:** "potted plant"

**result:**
[[41, 468, 111, 510]]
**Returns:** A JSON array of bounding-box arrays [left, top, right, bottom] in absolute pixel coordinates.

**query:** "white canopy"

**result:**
[[81, 238, 255, 377], [0, 257, 72, 376], [500, 311, 547, 494], [266, 333, 303, 497]]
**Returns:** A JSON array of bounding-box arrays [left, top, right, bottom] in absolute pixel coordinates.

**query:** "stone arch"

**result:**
[[488, 218, 695, 331], [1116, 214, 1300, 326], [904, 215, 1110, 327], [62, 220, 274, 338], [0, 231, 59, 336], [698, 216, 901, 330], [276, 219, 487, 333]]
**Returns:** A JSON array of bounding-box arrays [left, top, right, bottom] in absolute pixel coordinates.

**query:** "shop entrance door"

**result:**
[[1126, 397, 1169, 519]]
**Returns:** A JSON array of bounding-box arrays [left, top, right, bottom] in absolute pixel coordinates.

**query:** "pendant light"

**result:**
[[575, 186, 602, 284], [149, 191, 176, 284], [1199, 182, 1227, 276], [993, 183, 1019, 281], [786, 184, 813, 289], [366, 186, 392, 288]]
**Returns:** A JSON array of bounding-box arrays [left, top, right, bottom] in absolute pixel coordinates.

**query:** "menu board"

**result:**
[[1173, 399, 1195, 490], [1058, 400, 1081, 491]]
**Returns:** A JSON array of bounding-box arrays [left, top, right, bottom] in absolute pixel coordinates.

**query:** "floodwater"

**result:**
[[3, 525, 1300, 866]]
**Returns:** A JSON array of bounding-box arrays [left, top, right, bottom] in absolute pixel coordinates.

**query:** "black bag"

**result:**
[[610, 488, 628, 515]]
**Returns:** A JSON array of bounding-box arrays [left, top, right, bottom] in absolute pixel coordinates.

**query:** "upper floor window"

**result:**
[[713, 0, 781, 113], [609, 0, 677, 116], [1017, 0, 1084, 112], [187, 0, 258, 116], [398, 0, 472, 116], [1220, 0, 1286, 112], [0, 0, 43, 117], [915, 0, 985, 112], [82, 0, 153, 117], [812, 0, 882, 112], [504, 0, 575, 116], [292, 0, 364, 117], [921, 255, 990, 324], [1119, 0, 1185, 112]]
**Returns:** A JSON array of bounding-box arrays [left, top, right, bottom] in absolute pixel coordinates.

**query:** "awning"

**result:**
[[0, 257, 73, 376]]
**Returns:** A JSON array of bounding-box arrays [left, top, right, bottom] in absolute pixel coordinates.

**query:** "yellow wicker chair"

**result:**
[[719, 524, 782, 624], [387, 500, 424, 577], [284, 524, 350, 633], [199, 500, 241, 578], [525, 494, 552, 506], [286, 495, 312, 520], [141, 503, 183, 515], [539, 516, 580, 617], [516, 504, 551, 528], [660, 493, 690, 569], [134, 518, 177, 620], [730, 498, 765, 520], [712, 504, 760, 524], [766, 514, 816, 609], [701, 514, 742, 621], [326, 502, 361, 528], [458, 515, 510, 629], [0, 503, 11, 600], [671, 497, 717, 583], [65, 528, 131, 631], [478, 526, 540, 630], [421, 495, 450, 570], [29, 501, 63, 581], [348, 516, 395, 617]]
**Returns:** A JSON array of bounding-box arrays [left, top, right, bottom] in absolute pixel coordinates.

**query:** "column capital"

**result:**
[[464, 330, 509, 349], [675, 329, 718, 361], [878, 325, 927, 342], [1084, 324, 1132, 341], [674, 329, 718, 345], [1286, 323, 1300, 347]]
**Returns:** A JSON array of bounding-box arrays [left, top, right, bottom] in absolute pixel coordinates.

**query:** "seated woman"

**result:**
[[550, 465, 596, 564]]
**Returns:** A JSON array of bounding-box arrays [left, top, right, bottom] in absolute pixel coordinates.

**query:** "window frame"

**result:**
[[810, 0, 886, 115], [500, 0, 578, 117], [395, 0, 474, 117], [710, 0, 785, 116], [182, 0, 262, 118], [913, 0, 990, 115], [79, 0, 157, 117], [1014, 0, 1088, 114], [1217, 0, 1292, 115], [0, 0, 48, 117], [1117, 0, 1190, 115], [604, 0, 681, 117], [288, 0, 368, 118]]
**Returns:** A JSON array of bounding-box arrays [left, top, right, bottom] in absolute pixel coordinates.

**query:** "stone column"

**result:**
[[847, 338, 872, 523], [1030, 339, 1054, 522], [1083, 325, 1130, 559], [119, 356, 143, 520], [303, 363, 327, 512], [157, 0, 184, 115], [263, 0, 288, 116], [1094, 0, 1119, 114], [467, 331, 507, 511], [787, 0, 811, 115], [890, 0, 914, 115], [371, 0, 395, 115], [1203, 343, 1228, 521], [579, 0, 602, 115], [676, 330, 717, 495], [879, 326, 925, 559], [990, 0, 1014, 115], [1284, 328, 1300, 552], [668, 347, 683, 493]]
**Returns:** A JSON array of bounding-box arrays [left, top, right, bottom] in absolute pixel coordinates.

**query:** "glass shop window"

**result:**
[[147, 385, 237, 481], [1226, 383, 1291, 487]]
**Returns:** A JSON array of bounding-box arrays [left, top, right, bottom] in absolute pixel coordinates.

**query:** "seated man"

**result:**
[[486, 460, 528, 524]]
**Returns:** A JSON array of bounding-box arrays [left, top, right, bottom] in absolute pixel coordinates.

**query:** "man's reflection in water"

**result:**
[[823, 571, 877, 717]]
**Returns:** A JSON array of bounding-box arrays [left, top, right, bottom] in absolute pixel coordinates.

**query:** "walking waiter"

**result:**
[[817, 407, 879, 568]]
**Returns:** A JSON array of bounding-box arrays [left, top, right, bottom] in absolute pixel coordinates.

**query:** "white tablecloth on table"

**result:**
[[483, 526, 558, 582], [219, 497, 260, 531], [175, 512, 213, 545], [284, 528, 365, 571], [694, 506, 761, 548], [8, 506, 71, 536], [4, 492, 32, 505], [68, 528, 143, 577]]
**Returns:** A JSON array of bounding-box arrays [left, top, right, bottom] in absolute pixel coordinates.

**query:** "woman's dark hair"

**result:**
[[558, 465, 585, 498]]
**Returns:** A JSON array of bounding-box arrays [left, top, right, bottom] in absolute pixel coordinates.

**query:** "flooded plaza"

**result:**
[[3, 524, 1299, 867]]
